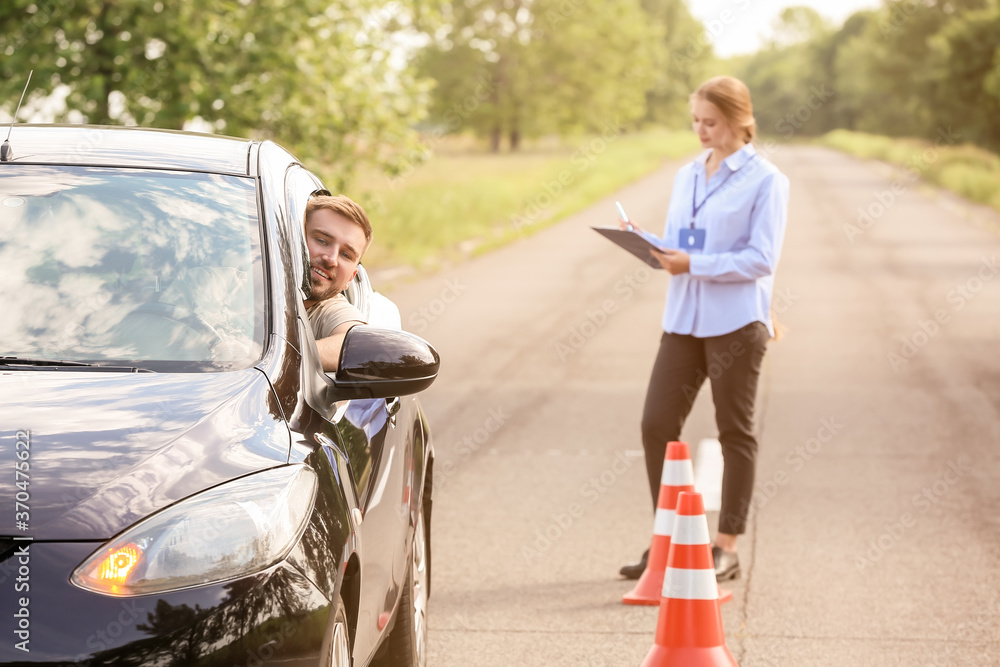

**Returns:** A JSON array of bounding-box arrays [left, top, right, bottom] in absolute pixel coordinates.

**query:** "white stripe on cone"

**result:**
[[659, 459, 695, 487], [671, 515, 711, 545], [663, 568, 719, 600], [653, 509, 675, 536]]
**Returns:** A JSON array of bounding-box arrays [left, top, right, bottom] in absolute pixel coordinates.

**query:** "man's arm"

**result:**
[[315, 319, 364, 373]]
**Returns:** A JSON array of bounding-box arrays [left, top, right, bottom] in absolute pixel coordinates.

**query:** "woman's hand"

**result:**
[[618, 218, 646, 235], [651, 248, 690, 275]]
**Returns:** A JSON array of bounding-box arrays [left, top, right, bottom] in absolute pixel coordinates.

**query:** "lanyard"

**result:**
[[689, 154, 758, 229]]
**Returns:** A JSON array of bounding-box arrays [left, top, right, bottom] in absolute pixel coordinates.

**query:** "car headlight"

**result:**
[[71, 464, 318, 597]]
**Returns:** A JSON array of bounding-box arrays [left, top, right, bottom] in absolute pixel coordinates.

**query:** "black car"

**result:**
[[0, 125, 438, 666]]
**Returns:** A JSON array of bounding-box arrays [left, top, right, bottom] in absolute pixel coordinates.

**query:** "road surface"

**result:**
[[383, 144, 1000, 666]]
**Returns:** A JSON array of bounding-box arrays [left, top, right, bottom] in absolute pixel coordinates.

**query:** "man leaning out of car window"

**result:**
[[302, 195, 372, 372]]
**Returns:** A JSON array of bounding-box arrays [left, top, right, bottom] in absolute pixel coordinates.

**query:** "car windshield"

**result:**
[[0, 165, 264, 371]]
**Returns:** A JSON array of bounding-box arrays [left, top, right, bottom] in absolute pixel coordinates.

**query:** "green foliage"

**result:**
[[526, 0, 659, 134], [416, 0, 664, 151], [0, 0, 433, 187], [638, 0, 712, 127], [770, 5, 832, 46], [729, 0, 1000, 153], [734, 6, 840, 139], [925, 3, 1000, 149]]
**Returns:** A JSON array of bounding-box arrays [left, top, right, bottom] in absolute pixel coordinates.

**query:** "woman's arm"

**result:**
[[688, 171, 790, 283]]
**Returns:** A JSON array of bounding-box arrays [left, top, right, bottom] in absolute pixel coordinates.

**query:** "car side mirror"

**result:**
[[329, 325, 440, 399]]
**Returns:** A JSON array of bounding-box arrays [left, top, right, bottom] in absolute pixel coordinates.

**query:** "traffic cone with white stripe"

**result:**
[[641, 491, 737, 667], [623, 441, 694, 605]]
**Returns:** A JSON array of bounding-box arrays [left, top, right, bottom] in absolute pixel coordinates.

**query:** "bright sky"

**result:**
[[688, 0, 883, 57]]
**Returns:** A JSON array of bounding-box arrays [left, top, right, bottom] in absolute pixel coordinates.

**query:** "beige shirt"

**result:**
[[306, 293, 365, 339]]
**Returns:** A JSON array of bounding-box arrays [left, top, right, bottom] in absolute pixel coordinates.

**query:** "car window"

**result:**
[[283, 166, 321, 303], [0, 165, 264, 371], [284, 167, 364, 311]]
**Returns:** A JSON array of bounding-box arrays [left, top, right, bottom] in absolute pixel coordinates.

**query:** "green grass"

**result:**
[[817, 129, 1000, 211], [354, 129, 701, 274]]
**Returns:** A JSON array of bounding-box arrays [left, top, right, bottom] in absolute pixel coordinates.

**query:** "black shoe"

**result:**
[[712, 546, 740, 582], [619, 548, 649, 580]]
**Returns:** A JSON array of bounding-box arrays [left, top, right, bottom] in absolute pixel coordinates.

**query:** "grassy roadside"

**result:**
[[353, 128, 701, 275], [816, 129, 1000, 211]]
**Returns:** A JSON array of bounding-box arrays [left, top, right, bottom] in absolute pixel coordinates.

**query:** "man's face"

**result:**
[[304, 208, 367, 304]]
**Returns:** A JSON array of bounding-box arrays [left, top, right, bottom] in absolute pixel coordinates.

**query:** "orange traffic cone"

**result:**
[[624, 442, 733, 606], [623, 441, 694, 605], [641, 491, 738, 667]]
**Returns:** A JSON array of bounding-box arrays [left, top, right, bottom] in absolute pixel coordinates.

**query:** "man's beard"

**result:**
[[309, 272, 341, 302]]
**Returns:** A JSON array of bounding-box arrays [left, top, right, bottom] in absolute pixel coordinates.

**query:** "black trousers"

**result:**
[[641, 321, 768, 535]]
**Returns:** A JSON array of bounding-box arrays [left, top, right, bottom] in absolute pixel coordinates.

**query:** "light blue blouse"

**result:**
[[654, 142, 790, 338]]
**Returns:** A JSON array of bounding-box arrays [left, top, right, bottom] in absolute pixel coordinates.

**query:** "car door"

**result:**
[[283, 168, 411, 663]]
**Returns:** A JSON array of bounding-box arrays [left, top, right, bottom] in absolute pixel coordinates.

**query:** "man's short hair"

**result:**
[[305, 195, 373, 250]]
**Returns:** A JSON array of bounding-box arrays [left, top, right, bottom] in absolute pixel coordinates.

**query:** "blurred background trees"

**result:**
[[0, 0, 433, 186], [415, 0, 667, 151], [1, 0, 999, 177], [732, 0, 1000, 151]]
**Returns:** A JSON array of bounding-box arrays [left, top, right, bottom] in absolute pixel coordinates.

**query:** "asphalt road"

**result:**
[[383, 144, 1000, 666]]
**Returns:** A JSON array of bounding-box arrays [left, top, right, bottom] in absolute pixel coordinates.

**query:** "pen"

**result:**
[[615, 201, 633, 231]]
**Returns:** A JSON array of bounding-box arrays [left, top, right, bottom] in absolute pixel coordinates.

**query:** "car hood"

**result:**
[[0, 368, 291, 540]]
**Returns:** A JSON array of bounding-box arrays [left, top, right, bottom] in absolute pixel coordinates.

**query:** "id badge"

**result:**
[[679, 228, 706, 250]]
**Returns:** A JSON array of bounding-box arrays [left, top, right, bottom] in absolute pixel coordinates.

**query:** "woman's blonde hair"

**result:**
[[690, 76, 756, 145]]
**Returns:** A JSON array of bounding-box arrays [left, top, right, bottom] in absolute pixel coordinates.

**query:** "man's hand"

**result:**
[[651, 248, 690, 275], [315, 320, 363, 373]]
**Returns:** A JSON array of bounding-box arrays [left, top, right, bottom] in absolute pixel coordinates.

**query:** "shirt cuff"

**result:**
[[688, 253, 714, 277]]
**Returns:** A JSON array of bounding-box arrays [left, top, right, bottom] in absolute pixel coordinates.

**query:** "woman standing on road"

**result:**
[[618, 75, 790, 582]]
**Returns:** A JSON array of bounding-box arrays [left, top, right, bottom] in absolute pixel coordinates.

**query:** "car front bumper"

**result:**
[[0, 542, 333, 666]]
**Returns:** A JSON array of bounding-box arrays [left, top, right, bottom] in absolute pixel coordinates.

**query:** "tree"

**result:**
[[770, 5, 831, 47], [418, 0, 660, 151], [925, 1, 1000, 149], [729, 1, 1000, 146], [0, 0, 433, 187], [640, 0, 712, 127], [839, 0, 952, 138], [522, 0, 660, 137], [732, 7, 836, 139]]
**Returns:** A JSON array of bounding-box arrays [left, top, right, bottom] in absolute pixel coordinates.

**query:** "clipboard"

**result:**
[[591, 226, 666, 269]]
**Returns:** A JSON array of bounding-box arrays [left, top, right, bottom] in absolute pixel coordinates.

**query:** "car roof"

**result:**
[[0, 124, 254, 175]]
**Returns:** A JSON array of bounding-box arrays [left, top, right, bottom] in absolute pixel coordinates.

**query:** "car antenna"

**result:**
[[1, 69, 34, 163]]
